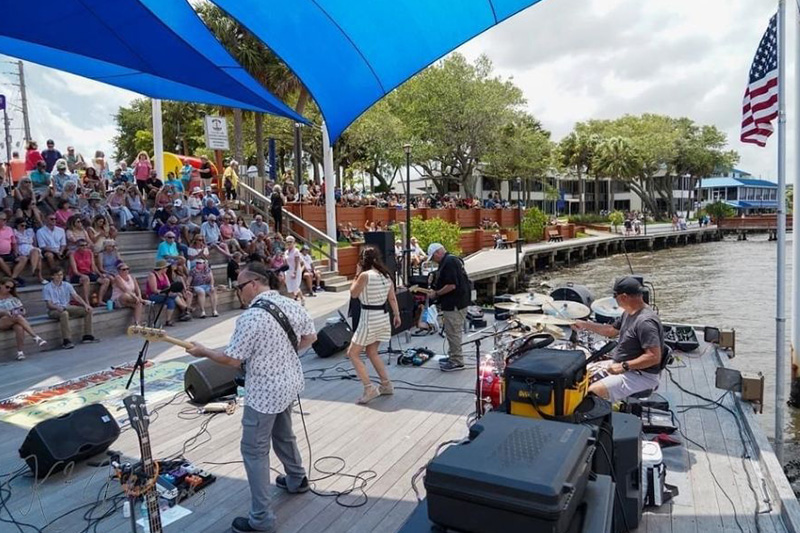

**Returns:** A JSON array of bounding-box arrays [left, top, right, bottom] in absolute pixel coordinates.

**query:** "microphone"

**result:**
[[159, 281, 184, 294]]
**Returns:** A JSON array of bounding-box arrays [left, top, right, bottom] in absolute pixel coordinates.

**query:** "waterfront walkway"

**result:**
[[465, 225, 719, 282]]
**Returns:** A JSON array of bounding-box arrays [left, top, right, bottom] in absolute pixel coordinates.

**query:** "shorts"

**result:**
[[148, 293, 177, 310], [71, 273, 100, 283], [0, 253, 14, 263], [193, 284, 212, 294], [595, 364, 660, 402]]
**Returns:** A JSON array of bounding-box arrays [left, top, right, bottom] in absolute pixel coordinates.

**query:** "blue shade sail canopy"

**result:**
[[210, 0, 544, 140], [0, 0, 306, 122]]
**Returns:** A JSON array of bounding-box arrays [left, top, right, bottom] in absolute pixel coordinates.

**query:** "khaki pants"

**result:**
[[442, 308, 468, 365], [48, 306, 93, 341]]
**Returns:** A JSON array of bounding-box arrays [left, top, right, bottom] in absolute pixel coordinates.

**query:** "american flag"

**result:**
[[741, 13, 779, 147]]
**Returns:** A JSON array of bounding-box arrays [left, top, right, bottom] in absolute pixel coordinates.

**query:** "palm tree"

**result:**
[[594, 137, 640, 212], [558, 132, 596, 214]]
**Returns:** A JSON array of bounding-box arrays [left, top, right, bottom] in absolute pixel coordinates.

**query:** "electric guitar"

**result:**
[[123, 394, 163, 533], [127, 325, 194, 349]]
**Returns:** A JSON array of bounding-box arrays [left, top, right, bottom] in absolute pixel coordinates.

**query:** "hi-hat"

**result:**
[[495, 302, 542, 313], [517, 314, 575, 327], [591, 297, 623, 319], [511, 292, 555, 306], [542, 300, 591, 320]]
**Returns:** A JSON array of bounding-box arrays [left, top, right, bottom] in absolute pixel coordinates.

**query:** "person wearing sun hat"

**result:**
[[144, 259, 191, 326]]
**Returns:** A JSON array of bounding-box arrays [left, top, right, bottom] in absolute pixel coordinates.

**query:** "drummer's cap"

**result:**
[[613, 276, 643, 296]]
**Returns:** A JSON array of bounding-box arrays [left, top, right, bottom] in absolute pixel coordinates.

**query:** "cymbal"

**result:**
[[591, 297, 623, 318], [511, 292, 555, 306], [542, 300, 591, 320], [517, 314, 575, 327], [495, 302, 542, 313]]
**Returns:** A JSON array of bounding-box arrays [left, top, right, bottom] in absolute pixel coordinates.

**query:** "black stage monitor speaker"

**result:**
[[185, 358, 240, 404], [392, 287, 414, 335], [611, 412, 643, 533], [365, 231, 397, 280], [314, 320, 353, 358], [19, 403, 120, 478]]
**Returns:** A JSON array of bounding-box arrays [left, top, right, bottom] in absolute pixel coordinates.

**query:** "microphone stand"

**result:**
[[125, 288, 171, 398]]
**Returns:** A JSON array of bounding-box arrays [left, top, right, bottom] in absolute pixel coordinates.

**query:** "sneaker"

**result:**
[[275, 475, 310, 494], [14, 277, 25, 287], [34, 336, 47, 347], [231, 517, 274, 533], [62, 340, 75, 350], [81, 335, 99, 343], [357, 384, 380, 404], [440, 360, 465, 372], [211, 311, 219, 317], [179, 312, 192, 322], [16, 352, 26, 361]]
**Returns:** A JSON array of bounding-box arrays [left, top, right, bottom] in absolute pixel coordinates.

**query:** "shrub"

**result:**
[[392, 216, 462, 256], [608, 211, 625, 232], [521, 207, 548, 243], [705, 201, 735, 222]]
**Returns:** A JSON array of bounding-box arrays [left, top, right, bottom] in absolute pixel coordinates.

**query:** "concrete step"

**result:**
[[323, 279, 351, 293], [322, 275, 347, 285], [0, 289, 241, 361], [319, 270, 340, 280]]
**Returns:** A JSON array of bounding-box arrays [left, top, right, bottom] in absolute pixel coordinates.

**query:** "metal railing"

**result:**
[[238, 180, 338, 270]]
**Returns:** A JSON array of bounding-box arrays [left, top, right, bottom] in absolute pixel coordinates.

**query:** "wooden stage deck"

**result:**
[[0, 313, 798, 533]]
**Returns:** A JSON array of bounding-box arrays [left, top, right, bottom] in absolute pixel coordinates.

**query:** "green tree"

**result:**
[[392, 217, 462, 256], [521, 207, 548, 242], [557, 132, 598, 215], [705, 200, 735, 222], [391, 53, 527, 197], [593, 136, 639, 212]]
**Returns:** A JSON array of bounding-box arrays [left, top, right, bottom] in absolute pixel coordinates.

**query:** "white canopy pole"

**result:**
[[151, 98, 165, 181], [775, 0, 787, 463], [322, 121, 338, 267]]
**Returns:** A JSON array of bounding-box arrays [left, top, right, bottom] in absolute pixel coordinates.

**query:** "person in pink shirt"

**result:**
[[69, 239, 110, 306], [0, 213, 16, 278], [132, 152, 152, 195]]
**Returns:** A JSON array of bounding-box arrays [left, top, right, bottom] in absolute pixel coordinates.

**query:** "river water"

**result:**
[[533, 234, 798, 442]]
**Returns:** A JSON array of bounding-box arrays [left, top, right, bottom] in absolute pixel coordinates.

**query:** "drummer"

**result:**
[[572, 276, 663, 402]]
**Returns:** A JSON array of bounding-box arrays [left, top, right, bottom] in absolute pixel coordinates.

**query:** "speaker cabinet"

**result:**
[[19, 403, 120, 477], [313, 320, 353, 358], [184, 358, 241, 404], [365, 231, 397, 281], [392, 287, 414, 335]]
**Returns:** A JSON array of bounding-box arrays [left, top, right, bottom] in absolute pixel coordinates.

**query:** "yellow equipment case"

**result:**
[[505, 348, 589, 418]]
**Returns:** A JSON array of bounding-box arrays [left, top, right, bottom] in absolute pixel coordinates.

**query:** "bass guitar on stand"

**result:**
[[122, 394, 163, 533]]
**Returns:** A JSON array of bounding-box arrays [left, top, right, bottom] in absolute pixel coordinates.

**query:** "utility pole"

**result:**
[[17, 61, 31, 141], [3, 107, 10, 163]]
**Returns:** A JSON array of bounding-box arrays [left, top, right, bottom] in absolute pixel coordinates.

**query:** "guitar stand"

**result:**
[[125, 298, 169, 398]]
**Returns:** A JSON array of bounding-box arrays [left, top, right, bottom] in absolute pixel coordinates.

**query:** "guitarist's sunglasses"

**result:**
[[235, 279, 256, 292]]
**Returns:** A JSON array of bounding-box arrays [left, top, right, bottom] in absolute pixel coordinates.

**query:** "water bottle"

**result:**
[[106, 299, 114, 311], [236, 385, 245, 406]]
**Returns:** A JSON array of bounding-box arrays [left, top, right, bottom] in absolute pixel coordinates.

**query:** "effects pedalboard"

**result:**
[[120, 458, 216, 507]]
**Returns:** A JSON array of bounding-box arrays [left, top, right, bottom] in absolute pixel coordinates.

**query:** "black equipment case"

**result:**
[[424, 412, 594, 533], [505, 348, 589, 419]]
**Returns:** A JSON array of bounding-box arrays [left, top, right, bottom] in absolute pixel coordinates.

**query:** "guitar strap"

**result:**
[[249, 298, 299, 352]]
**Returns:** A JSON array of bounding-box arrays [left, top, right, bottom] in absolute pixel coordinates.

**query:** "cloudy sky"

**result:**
[[0, 0, 789, 180]]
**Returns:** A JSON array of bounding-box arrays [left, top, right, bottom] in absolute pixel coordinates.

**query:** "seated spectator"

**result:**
[[200, 215, 231, 259], [0, 172, 9, 211], [13, 178, 36, 213], [82, 192, 113, 228], [165, 171, 184, 194], [271, 233, 286, 255], [110, 167, 128, 189], [234, 216, 255, 252], [227, 252, 245, 309], [252, 233, 269, 259], [97, 239, 123, 278], [200, 198, 220, 221], [66, 215, 90, 252], [110, 263, 145, 326], [158, 216, 187, 254], [144, 260, 190, 326], [189, 258, 218, 318], [13, 218, 44, 284], [0, 278, 46, 360], [58, 181, 80, 210], [145, 170, 163, 201], [69, 239, 110, 306], [203, 187, 221, 207], [0, 213, 15, 280], [29, 160, 53, 208], [173, 199, 198, 241], [43, 268, 97, 349], [154, 184, 173, 209], [410, 237, 426, 265], [219, 214, 243, 255], [36, 214, 68, 272], [88, 215, 117, 253], [394, 239, 403, 263], [300, 245, 322, 294], [107, 186, 134, 230], [249, 214, 269, 237], [187, 235, 211, 266], [83, 167, 105, 195], [156, 231, 182, 265], [126, 185, 150, 230], [51, 159, 77, 194], [54, 199, 74, 229], [187, 187, 204, 220]]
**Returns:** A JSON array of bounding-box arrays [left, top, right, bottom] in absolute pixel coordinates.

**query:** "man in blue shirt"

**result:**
[[40, 139, 62, 173], [43, 268, 96, 349]]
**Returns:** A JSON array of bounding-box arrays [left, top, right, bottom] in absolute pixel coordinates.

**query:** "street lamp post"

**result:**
[[403, 144, 412, 286]]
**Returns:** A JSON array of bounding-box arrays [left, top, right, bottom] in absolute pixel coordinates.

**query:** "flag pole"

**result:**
[[775, 0, 788, 463], [790, 0, 800, 409]]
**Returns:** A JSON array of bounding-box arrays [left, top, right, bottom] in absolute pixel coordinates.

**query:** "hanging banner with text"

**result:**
[[203, 115, 229, 150]]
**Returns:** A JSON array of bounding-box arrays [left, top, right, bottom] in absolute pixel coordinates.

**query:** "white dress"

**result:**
[[284, 247, 304, 294], [352, 270, 392, 346]]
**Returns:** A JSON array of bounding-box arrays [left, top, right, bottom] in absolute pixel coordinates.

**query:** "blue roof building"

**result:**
[[697, 175, 778, 212]]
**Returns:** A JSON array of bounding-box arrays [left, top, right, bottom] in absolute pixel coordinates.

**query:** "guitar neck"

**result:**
[[154, 335, 194, 350], [139, 433, 163, 533]]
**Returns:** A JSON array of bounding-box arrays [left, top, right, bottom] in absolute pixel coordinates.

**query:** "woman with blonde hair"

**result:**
[[110, 263, 145, 326], [346, 245, 400, 404], [133, 151, 151, 195], [0, 279, 46, 360], [126, 185, 150, 229]]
